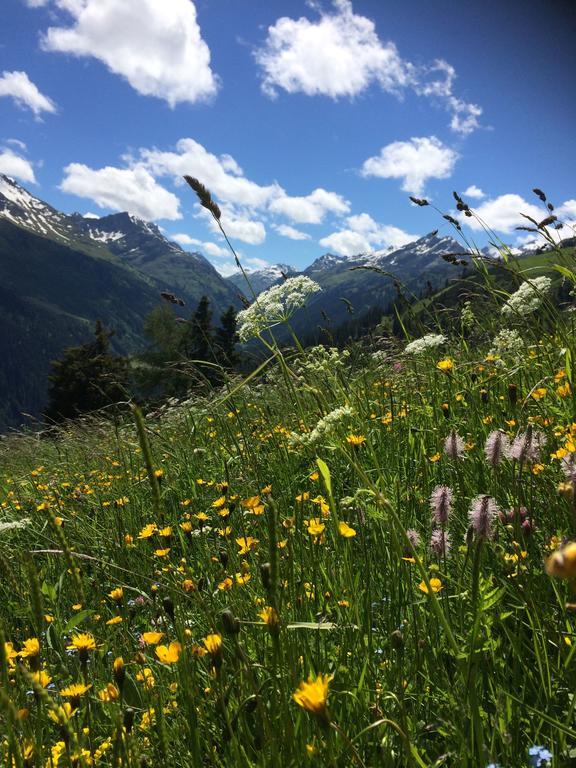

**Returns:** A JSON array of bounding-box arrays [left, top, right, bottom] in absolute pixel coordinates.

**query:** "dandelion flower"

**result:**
[[60, 682, 92, 707], [293, 673, 332, 723]]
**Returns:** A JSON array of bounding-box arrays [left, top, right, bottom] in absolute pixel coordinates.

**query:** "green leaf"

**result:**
[[41, 581, 57, 602], [316, 457, 332, 499], [63, 610, 93, 634]]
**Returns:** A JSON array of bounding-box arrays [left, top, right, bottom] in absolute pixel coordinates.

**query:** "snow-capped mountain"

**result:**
[[227, 263, 297, 294], [0, 174, 238, 308]]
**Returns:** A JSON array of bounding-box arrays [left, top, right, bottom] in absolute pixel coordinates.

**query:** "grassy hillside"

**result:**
[[1, 249, 576, 766], [0, 220, 161, 429]]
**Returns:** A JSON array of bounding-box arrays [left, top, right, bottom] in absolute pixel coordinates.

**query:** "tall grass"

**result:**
[[0, 189, 575, 767]]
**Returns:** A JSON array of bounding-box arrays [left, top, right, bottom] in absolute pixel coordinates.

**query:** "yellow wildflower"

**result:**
[[293, 674, 332, 723]]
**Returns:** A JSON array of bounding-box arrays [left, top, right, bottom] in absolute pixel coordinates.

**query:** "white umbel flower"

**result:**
[[404, 333, 446, 356], [501, 277, 552, 318], [237, 276, 321, 341]]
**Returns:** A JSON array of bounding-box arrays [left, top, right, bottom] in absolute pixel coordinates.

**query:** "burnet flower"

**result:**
[[430, 485, 453, 525], [469, 495, 500, 540], [510, 426, 546, 464], [484, 430, 511, 467], [236, 276, 321, 341], [430, 528, 452, 557], [444, 429, 465, 459]]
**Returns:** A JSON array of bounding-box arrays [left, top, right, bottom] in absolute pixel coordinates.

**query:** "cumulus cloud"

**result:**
[[0, 70, 57, 116], [255, 1, 482, 134], [207, 211, 266, 245], [137, 137, 349, 238], [0, 148, 37, 183], [210, 254, 271, 278], [171, 233, 229, 257], [319, 229, 371, 255], [140, 138, 280, 209], [41, 0, 218, 106], [255, 0, 411, 99], [361, 136, 458, 195], [461, 194, 545, 234], [269, 188, 350, 224], [60, 163, 181, 220], [274, 224, 311, 240], [320, 212, 417, 256], [463, 184, 485, 199]]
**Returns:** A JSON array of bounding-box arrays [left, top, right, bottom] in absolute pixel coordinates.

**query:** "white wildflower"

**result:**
[[296, 346, 350, 376], [404, 334, 446, 356], [237, 276, 321, 341], [371, 350, 388, 365], [490, 329, 524, 360], [501, 276, 552, 318], [290, 405, 353, 447]]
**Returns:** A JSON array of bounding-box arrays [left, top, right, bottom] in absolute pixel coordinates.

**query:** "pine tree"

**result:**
[[44, 321, 128, 422], [180, 295, 214, 365], [215, 306, 239, 369], [135, 304, 188, 399]]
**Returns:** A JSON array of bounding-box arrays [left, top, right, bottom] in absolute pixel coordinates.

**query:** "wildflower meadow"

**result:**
[[2, 185, 576, 767]]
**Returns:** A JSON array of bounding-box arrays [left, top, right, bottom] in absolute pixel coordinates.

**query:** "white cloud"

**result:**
[[462, 194, 544, 234], [60, 163, 181, 220], [346, 212, 417, 248], [207, 211, 266, 245], [415, 59, 482, 136], [171, 233, 196, 246], [274, 224, 311, 240], [5, 138, 28, 151], [209, 254, 271, 278], [82, 211, 99, 219], [24, 0, 50, 6], [255, 1, 482, 134], [319, 229, 371, 255], [269, 188, 350, 224], [0, 70, 56, 116], [463, 184, 485, 200], [140, 138, 280, 209], [0, 149, 37, 183], [320, 212, 418, 255], [42, 0, 218, 107], [255, 0, 411, 99], [361, 136, 458, 195], [171, 233, 229, 257]]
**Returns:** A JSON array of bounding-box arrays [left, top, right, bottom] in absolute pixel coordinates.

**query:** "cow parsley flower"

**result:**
[[404, 333, 446, 356], [237, 276, 321, 341], [501, 277, 552, 318], [490, 329, 524, 360]]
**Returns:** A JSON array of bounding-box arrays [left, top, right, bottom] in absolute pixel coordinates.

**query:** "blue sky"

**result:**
[[1, 0, 575, 275]]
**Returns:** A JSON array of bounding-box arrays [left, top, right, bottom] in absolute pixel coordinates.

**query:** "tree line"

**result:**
[[44, 297, 239, 422]]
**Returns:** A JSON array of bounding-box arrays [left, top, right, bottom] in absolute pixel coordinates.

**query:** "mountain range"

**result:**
[[0, 174, 241, 429], [0, 174, 525, 430]]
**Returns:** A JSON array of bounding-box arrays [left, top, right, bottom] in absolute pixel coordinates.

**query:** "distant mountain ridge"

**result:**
[[0, 174, 240, 429], [226, 263, 297, 294]]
